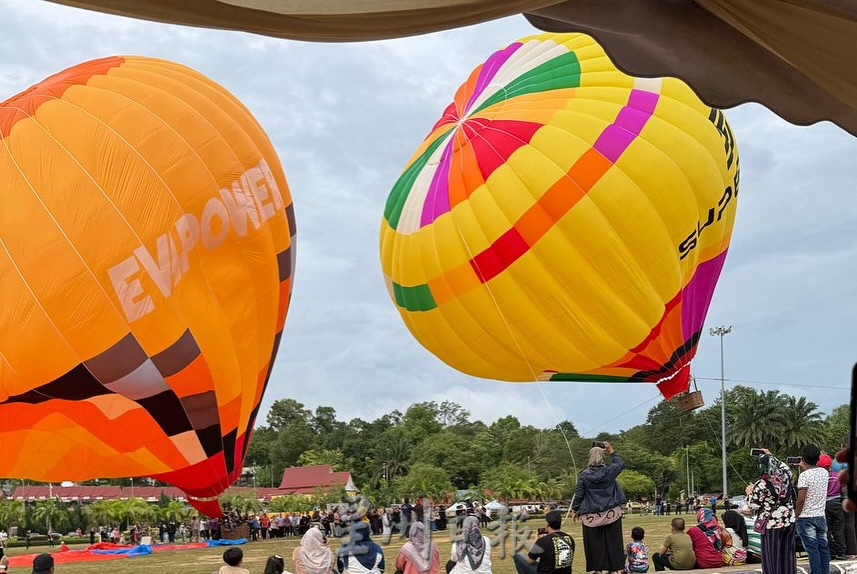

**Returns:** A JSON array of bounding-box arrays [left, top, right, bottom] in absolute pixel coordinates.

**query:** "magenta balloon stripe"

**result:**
[[593, 89, 660, 162], [464, 41, 523, 113], [420, 138, 454, 227], [680, 249, 728, 338]]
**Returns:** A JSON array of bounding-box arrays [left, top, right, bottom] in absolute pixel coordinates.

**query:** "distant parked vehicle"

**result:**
[[728, 495, 746, 509]]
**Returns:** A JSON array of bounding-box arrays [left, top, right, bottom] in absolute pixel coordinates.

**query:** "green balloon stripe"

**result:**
[[384, 128, 454, 230], [393, 281, 437, 312], [470, 51, 581, 115]]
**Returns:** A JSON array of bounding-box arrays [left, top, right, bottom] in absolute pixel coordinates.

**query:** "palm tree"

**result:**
[[780, 396, 825, 452], [88, 499, 126, 530], [376, 434, 410, 481], [540, 479, 562, 502], [0, 500, 24, 531], [121, 497, 155, 528], [728, 390, 787, 448], [159, 500, 190, 524], [32, 499, 68, 534]]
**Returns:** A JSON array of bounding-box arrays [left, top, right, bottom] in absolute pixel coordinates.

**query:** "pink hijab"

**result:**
[[400, 522, 437, 574]]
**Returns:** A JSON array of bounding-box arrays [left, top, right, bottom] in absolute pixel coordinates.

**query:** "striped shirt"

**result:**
[[743, 517, 761, 558]]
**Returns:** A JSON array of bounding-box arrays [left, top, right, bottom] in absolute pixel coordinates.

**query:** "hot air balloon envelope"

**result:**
[[0, 56, 295, 516], [380, 33, 739, 399]]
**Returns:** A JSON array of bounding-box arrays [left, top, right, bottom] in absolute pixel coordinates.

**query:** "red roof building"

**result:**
[[278, 465, 356, 494], [7, 466, 357, 505]]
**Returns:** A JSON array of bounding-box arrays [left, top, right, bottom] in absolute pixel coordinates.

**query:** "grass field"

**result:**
[[3, 513, 691, 574]]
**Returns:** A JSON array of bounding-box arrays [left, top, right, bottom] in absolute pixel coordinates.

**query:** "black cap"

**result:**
[[33, 553, 54, 573]]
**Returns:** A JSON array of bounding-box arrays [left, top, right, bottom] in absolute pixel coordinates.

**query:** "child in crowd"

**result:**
[[626, 526, 650, 573], [652, 518, 696, 571], [218, 547, 251, 574]]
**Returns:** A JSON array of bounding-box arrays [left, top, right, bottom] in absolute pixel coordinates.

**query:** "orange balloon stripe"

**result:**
[[469, 146, 611, 283], [163, 354, 216, 399], [0, 56, 124, 137]]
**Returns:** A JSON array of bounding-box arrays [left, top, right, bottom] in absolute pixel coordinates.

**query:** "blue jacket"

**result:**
[[571, 453, 627, 515]]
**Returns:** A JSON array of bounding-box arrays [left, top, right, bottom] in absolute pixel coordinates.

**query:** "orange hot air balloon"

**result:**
[[0, 57, 295, 517]]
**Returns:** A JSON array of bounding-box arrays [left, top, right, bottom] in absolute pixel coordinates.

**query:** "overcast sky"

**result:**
[[1, 1, 853, 439]]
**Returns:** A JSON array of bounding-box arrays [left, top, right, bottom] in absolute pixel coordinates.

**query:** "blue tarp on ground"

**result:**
[[91, 544, 153, 556], [206, 538, 247, 546]]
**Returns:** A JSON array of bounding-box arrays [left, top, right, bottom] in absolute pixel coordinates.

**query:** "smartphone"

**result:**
[[787, 456, 802, 465], [592, 441, 606, 448], [849, 363, 857, 504], [750, 448, 765, 457], [537, 527, 548, 536]]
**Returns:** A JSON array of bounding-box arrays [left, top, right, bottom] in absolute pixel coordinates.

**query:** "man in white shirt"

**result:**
[[796, 444, 831, 574]]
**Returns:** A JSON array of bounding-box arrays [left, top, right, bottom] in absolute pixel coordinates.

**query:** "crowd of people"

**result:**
[[18, 440, 855, 574], [569, 440, 852, 574]]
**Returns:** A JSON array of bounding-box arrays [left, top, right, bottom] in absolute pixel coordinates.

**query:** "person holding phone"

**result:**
[[745, 451, 797, 574], [513, 510, 574, 574], [571, 441, 626, 574], [294, 527, 337, 574]]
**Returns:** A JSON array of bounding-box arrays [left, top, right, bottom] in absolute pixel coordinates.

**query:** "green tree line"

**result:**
[[246, 386, 846, 504]]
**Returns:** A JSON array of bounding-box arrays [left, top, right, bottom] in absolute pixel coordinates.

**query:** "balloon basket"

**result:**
[[677, 390, 704, 412]]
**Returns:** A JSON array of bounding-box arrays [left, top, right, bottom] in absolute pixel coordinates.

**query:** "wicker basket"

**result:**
[[677, 390, 704, 412], [220, 522, 250, 541]]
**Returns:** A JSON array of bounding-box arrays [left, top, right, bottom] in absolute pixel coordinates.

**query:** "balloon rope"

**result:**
[[445, 126, 580, 501]]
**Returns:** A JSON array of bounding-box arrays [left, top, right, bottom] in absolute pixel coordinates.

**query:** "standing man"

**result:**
[[191, 515, 200, 543], [514, 510, 575, 574], [796, 444, 831, 574], [820, 453, 847, 559], [400, 498, 413, 537]]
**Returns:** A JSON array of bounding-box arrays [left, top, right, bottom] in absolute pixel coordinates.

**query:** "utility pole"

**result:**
[[709, 325, 732, 503], [685, 445, 691, 495]]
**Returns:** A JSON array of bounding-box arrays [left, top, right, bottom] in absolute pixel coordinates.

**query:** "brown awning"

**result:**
[[525, 0, 857, 135], [44, 0, 558, 41], [43, 0, 857, 135]]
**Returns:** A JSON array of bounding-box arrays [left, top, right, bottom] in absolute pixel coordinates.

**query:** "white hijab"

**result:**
[[300, 528, 333, 574]]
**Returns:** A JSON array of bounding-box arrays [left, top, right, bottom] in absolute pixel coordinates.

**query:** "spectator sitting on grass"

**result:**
[[625, 527, 649, 573], [217, 547, 251, 574], [651, 518, 695, 571]]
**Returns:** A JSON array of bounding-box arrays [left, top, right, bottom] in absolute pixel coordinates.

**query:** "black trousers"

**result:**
[[652, 553, 671, 571], [827, 499, 847, 556]]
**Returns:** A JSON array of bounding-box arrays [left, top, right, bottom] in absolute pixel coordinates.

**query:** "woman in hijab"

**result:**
[[687, 508, 724, 568], [265, 555, 286, 574], [294, 527, 336, 574], [396, 522, 440, 574], [448, 516, 492, 574], [571, 442, 626, 574], [337, 521, 385, 574], [722, 510, 748, 549], [721, 510, 748, 565], [745, 452, 797, 574]]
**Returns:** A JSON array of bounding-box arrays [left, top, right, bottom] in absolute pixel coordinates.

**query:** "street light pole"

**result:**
[[709, 325, 732, 504]]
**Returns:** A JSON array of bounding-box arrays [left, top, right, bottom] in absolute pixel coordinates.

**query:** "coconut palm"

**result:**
[[121, 497, 155, 528], [159, 500, 190, 523], [728, 390, 787, 448], [0, 500, 24, 531], [375, 434, 410, 482], [780, 395, 825, 452], [32, 499, 68, 533]]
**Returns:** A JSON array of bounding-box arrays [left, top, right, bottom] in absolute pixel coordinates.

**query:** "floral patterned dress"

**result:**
[[747, 460, 796, 529]]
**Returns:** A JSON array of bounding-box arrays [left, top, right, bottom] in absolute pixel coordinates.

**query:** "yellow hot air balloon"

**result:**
[[0, 56, 295, 516], [380, 33, 739, 399]]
